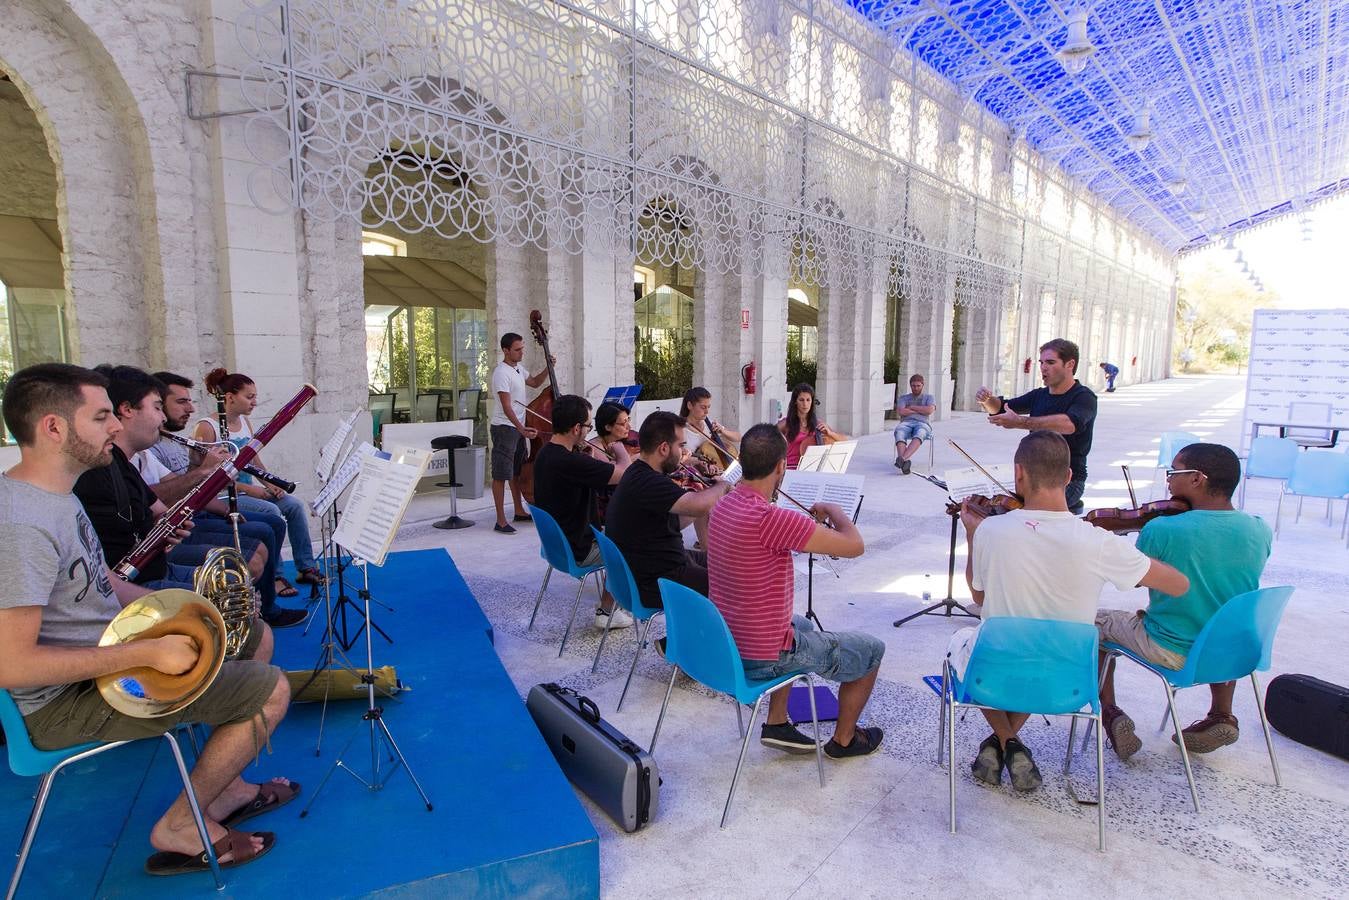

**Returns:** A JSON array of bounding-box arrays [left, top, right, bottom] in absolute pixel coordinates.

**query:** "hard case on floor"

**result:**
[[526, 682, 658, 832], [1265, 673, 1349, 761]]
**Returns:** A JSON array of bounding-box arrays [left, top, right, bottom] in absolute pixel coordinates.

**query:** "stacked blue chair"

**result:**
[[940, 618, 1106, 851], [1098, 586, 1293, 813], [649, 580, 825, 828], [1151, 430, 1201, 499], [1237, 436, 1298, 509], [1272, 452, 1349, 538], [590, 528, 663, 710], [1, 690, 222, 898], [526, 504, 605, 657]]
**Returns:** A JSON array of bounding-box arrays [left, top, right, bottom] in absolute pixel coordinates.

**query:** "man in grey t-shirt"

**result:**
[[0, 363, 293, 872], [892, 374, 936, 475]]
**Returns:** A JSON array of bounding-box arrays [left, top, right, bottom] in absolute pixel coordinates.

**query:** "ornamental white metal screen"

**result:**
[[233, 0, 1173, 310]]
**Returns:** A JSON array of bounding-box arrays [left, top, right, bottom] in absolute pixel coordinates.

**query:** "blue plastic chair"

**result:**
[[940, 618, 1105, 851], [1, 690, 222, 898], [590, 528, 663, 710], [1272, 451, 1349, 538], [1151, 431, 1201, 499], [1238, 436, 1299, 509], [526, 505, 605, 657], [649, 580, 825, 828], [1097, 586, 1294, 814]]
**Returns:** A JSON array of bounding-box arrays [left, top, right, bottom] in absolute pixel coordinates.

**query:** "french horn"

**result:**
[[96, 589, 227, 718]]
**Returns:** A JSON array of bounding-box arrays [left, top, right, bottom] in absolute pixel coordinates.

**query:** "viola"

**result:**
[[945, 493, 1023, 518], [1085, 498, 1190, 534], [516, 310, 559, 504]]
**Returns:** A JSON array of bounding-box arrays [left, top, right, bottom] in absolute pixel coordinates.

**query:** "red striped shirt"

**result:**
[[707, 484, 817, 660]]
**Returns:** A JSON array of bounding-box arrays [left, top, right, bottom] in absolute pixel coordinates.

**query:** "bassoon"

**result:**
[[113, 383, 317, 581]]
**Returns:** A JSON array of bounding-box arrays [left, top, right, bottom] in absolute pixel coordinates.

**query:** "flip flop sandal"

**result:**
[[145, 829, 275, 876], [294, 568, 327, 586], [221, 780, 302, 830], [513, 514, 533, 522], [274, 577, 299, 598]]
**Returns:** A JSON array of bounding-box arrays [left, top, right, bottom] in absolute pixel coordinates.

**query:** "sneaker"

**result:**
[[1103, 704, 1142, 762], [824, 725, 883, 760], [262, 607, 306, 629], [1173, 712, 1239, 754], [594, 605, 634, 630], [760, 721, 818, 755], [893, 457, 903, 471], [493, 523, 517, 534], [1002, 737, 1043, 791], [970, 733, 1003, 786]]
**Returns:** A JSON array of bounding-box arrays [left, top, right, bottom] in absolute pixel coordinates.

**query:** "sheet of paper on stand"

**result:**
[[312, 442, 379, 516], [316, 409, 362, 481], [333, 446, 432, 565], [797, 440, 857, 473], [721, 459, 742, 485], [778, 470, 865, 522], [943, 463, 1015, 502]]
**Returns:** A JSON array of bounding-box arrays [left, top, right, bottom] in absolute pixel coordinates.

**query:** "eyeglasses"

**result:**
[[1164, 468, 1205, 479]]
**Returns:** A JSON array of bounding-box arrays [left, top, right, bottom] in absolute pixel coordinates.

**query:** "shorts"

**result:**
[[23, 621, 277, 752], [1095, 609, 1186, 670], [490, 424, 527, 481], [741, 615, 885, 684], [893, 420, 933, 443]]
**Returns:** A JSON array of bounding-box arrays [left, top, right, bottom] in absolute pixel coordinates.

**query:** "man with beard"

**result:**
[[606, 411, 731, 610], [0, 363, 295, 875]]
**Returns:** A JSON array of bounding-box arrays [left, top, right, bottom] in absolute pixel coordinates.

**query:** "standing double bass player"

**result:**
[[490, 331, 553, 535]]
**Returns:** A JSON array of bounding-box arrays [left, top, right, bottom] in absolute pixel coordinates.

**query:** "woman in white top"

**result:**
[[678, 387, 740, 549], [194, 367, 325, 594]]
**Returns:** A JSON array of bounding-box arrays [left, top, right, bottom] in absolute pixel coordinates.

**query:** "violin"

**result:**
[[1085, 499, 1190, 534], [945, 493, 1023, 518], [516, 310, 559, 504]]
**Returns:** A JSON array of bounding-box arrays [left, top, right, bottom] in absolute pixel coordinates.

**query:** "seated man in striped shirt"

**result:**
[[707, 424, 885, 758]]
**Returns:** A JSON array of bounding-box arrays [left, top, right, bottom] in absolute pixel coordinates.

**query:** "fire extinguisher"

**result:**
[[1022, 357, 1032, 374], [741, 361, 757, 395], [1131, 355, 1137, 366]]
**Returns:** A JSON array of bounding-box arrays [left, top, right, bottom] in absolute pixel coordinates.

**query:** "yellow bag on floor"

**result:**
[[285, 666, 405, 703]]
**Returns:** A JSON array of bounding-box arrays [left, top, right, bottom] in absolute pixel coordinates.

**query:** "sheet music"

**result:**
[[316, 410, 361, 481], [311, 442, 378, 516], [943, 464, 1015, 502], [778, 470, 864, 521], [721, 459, 742, 486], [797, 440, 857, 474], [332, 446, 431, 565]]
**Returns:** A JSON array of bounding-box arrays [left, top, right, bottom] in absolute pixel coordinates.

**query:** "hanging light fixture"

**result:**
[[1056, 8, 1096, 75], [1125, 103, 1153, 152], [1166, 173, 1188, 195]]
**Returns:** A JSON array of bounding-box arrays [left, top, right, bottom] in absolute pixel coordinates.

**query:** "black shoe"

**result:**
[[970, 733, 1003, 786], [824, 725, 883, 759], [1003, 737, 1043, 791], [760, 721, 818, 755], [901, 459, 911, 475], [493, 523, 517, 534], [653, 637, 667, 660], [262, 607, 306, 629]]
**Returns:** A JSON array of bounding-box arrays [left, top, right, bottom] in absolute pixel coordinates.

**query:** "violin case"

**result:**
[[1264, 674, 1349, 761], [526, 682, 659, 832]]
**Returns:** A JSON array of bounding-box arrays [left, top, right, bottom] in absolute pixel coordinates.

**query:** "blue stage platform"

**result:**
[[0, 549, 599, 899]]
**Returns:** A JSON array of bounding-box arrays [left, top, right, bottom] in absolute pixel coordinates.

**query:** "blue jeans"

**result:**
[[741, 616, 885, 684], [892, 420, 933, 444], [186, 516, 280, 611], [249, 492, 318, 571]]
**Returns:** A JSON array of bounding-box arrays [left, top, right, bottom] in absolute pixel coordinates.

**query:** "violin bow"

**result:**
[[511, 399, 553, 427], [686, 420, 824, 522], [947, 439, 1016, 498], [1121, 464, 1138, 508]]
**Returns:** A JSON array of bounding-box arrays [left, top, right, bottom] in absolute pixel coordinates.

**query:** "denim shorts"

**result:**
[[893, 420, 933, 443], [742, 616, 885, 684]]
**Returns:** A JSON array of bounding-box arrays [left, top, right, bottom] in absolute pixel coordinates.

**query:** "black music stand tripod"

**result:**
[[893, 506, 979, 627]]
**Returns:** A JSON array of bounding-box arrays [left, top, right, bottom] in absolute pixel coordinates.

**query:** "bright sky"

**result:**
[[1180, 192, 1349, 309]]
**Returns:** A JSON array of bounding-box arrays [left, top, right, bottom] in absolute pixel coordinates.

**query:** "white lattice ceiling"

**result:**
[[847, 0, 1349, 250]]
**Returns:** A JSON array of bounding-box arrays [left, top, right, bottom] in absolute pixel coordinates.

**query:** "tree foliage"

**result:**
[[1174, 260, 1269, 373]]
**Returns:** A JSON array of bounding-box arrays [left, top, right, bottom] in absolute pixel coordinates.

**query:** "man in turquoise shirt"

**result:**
[[1095, 443, 1272, 760]]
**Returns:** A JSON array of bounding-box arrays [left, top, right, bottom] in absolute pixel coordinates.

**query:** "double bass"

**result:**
[[516, 310, 559, 504]]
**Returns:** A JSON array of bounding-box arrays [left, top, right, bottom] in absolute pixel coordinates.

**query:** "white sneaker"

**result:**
[[594, 605, 635, 630]]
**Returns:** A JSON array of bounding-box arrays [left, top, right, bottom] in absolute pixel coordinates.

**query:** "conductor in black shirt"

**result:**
[[974, 338, 1098, 514], [605, 411, 731, 609]]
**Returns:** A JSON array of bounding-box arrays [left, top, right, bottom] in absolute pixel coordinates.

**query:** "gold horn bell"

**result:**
[[96, 589, 227, 718]]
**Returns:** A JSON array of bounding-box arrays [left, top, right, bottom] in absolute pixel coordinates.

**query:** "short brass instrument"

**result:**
[[193, 546, 260, 660], [96, 589, 227, 718]]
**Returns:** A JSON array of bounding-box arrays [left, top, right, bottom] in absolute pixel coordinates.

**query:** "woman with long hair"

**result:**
[[194, 368, 326, 596], [678, 386, 741, 471], [778, 383, 843, 469], [583, 401, 632, 525]]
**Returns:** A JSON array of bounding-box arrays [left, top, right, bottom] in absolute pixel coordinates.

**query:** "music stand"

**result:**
[[796, 440, 857, 474], [778, 470, 864, 723], [602, 385, 643, 410]]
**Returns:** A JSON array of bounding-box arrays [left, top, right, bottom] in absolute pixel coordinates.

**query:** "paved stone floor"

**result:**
[[393, 374, 1347, 899]]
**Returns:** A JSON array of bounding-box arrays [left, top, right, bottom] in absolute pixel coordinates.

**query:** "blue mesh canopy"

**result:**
[[845, 0, 1349, 248]]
